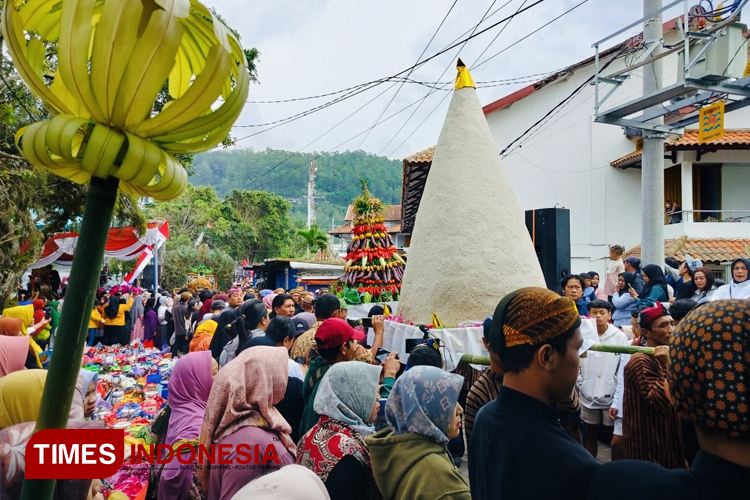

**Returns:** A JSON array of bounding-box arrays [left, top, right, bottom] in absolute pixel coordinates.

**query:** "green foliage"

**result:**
[[190, 149, 402, 225], [296, 224, 329, 254], [161, 244, 235, 291], [144, 184, 294, 265]]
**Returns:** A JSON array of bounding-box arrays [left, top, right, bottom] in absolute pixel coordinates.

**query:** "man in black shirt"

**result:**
[[469, 287, 598, 500], [587, 300, 750, 500]]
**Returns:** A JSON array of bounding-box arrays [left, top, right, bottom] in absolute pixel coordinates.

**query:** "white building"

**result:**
[[476, 17, 750, 278]]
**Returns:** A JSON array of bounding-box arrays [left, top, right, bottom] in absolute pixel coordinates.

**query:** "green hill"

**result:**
[[191, 149, 403, 226]]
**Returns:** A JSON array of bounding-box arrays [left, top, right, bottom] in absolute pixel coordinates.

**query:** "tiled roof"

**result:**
[[404, 146, 434, 164], [611, 130, 750, 167], [343, 204, 402, 222], [328, 223, 352, 236], [625, 236, 750, 264]]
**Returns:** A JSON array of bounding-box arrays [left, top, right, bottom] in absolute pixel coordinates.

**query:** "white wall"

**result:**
[[483, 29, 750, 276], [721, 164, 750, 211]]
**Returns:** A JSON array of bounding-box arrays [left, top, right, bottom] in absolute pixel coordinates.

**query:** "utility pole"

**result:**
[[641, 0, 665, 268], [307, 157, 317, 229]]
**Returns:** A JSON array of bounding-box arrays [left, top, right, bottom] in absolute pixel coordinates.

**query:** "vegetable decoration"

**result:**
[[333, 180, 405, 303]]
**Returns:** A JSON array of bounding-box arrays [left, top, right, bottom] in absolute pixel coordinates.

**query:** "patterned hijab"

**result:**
[[385, 365, 463, 445], [313, 361, 382, 437], [0, 419, 104, 500], [671, 299, 750, 439], [488, 287, 581, 353], [200, 346, 294, 454]]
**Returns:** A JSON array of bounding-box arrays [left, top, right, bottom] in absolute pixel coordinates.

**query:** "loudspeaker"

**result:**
[[525, 208, 570, 292], [141, 264, 163, 291]]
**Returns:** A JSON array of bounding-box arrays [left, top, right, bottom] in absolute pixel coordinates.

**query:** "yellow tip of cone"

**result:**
[[455, 58, 475, 90]]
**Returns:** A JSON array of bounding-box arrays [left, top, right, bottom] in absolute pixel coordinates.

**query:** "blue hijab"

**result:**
[[385, 365, 463, 445]]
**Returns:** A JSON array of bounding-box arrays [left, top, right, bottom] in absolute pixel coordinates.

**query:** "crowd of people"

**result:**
[[1, 253, 749, 500]]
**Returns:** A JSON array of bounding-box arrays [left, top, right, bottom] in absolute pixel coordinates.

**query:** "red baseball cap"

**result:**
[[315, 318, 366, 349]]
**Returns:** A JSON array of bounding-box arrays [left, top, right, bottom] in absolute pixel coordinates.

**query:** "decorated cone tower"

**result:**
[[334, 181, 405, 303], [398, 60, 545, 325]]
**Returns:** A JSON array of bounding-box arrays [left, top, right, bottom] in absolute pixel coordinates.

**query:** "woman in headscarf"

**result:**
[[297, 362, 382, 500], [262, 293, 277, 312], [157, 296, 172, 345], [199, 346, 295, 500], [31, 299, 51, 350], [0, 336, 31, 377], [366, 366, 470, 500], [0, 317, 23, 337], [48, 299, 61, 335], [229, 465, 331, 500], [1, 305, 35, 335], [152, 351, 217, 500], [0, 370, 47, 428], [218, 301, 268, 368], [629, 264, 669, 309], [269, 294, 295, 319], [70, 370, 99, 420], [142, 298, 159, 343], [612, 272, 637, 327], [0, 419, 104, 500], [130, 291, 146, 342], [710, 257, 750, 300], [208, 309, 238, 363], [0, 317, 42, 369]]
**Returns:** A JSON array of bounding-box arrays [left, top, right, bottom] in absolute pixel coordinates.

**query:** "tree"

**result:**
[[161, 243, 235, 291], [296, 224, 329, 256], [225, 189, 294, 261]]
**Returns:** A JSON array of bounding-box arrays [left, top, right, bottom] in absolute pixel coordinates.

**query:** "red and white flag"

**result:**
[[123, 221, 169, 284]]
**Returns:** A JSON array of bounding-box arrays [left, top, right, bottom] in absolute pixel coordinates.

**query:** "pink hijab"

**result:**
[[200, 346, 293, 454], [0, 337, 29, 377], [262, 293, 277, 310], [164, 351, 214, 447], [159, 351, 214, 500]]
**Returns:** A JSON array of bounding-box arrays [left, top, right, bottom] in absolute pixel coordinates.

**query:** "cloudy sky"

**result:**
[[214, 0, 691, 159]]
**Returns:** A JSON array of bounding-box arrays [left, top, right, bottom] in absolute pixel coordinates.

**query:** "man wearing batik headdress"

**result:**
[[621, 302, 685, 469], [469, 287, 598, 500], [588, 299, 750, 500]]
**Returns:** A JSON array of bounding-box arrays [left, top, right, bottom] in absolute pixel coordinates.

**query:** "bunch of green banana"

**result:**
[[3, 0, 248, 201]]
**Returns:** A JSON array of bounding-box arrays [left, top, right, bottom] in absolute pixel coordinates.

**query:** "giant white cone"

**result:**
[[398, 70, 546, 324]]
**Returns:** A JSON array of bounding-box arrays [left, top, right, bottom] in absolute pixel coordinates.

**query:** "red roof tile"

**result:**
[[625, 236, 750, 263], [611, 130, 750, 167]]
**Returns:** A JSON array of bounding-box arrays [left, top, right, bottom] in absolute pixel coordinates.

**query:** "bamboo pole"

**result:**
[[20, 175, 119, 500], [460, 344, 655, 366]]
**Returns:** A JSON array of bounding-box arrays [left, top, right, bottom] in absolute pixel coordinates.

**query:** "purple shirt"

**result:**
[[208, 426, 294, 500], [143, 310, 159, 341]]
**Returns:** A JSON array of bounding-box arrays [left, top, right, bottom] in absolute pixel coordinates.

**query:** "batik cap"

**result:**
[[489, 287, 581, 354], [670, 300, 750, 439]]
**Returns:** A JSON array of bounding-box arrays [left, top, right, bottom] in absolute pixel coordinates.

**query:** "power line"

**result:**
[[0, 72, 35, 121], [360, 0, 512, 171], [346, 0, 461, 159], [501, 46, 625, 157], [474, 0, 591, 69], [232, 0, 550, 138]]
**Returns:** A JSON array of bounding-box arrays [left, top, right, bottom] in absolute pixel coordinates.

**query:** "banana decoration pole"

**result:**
[[2, 0, 248, 497]]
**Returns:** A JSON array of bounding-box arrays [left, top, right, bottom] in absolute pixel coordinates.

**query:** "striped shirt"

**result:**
[[622, 353, 685, 469], [464, 369, 504, 446]]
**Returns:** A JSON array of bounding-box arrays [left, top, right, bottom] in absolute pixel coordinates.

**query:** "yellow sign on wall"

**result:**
[[699, 101, 725, 143]]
